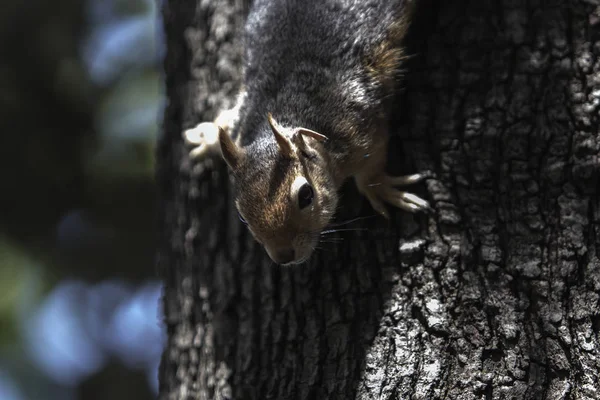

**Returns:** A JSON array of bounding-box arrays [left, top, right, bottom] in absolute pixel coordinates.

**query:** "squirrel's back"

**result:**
[[237, 0, 413, 147]]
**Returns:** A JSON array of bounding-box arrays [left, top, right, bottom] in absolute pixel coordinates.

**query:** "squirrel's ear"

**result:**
[[292, 131, 307, 150], [268, 113, 294, 157], [218, 126, 243, 170], [297, 127, 328, 142]]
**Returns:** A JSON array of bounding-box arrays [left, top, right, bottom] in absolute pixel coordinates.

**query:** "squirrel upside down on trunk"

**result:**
[[184, 0, 430, 265]]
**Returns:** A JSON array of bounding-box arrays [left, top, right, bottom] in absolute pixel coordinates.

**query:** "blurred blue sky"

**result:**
[[23, 280, 164, 389]]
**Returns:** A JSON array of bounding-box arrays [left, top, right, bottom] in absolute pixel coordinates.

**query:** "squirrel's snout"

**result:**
[[271, 248, 296, 265], [263, 234, 318, 265]]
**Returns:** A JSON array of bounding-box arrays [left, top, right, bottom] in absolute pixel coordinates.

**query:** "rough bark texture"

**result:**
[[157, 0, 600, 399]]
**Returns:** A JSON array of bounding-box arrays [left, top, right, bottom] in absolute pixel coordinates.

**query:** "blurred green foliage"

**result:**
[[0, 239, 43, 345]]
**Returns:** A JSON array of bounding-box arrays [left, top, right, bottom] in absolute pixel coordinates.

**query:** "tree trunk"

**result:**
[[157, 0, 600, 399]]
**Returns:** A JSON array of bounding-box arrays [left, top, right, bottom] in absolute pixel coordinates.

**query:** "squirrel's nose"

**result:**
[[273, 248, 296, 265]]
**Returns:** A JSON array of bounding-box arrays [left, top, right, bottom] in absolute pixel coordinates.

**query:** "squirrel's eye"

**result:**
[[238, 212, 248, 225], [298, 183, 314, 209]]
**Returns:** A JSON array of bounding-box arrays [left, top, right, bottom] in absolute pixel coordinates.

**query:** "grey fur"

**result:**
[[232, 0, 411, 198]]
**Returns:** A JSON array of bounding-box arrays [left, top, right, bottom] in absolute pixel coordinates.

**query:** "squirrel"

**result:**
[[184, 0, 430, 266]]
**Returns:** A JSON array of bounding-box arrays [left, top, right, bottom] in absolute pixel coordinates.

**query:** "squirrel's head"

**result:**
[[219, 114, 338, 265]]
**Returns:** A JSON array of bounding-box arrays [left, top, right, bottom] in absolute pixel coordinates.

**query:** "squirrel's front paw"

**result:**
[[358, 173, 431, 219], [183, 122, 221, 160]]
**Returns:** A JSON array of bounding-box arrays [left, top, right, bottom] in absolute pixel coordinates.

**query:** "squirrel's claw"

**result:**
[[380, 187, 431, 213], [358, 173, 431, 217], [362, 191, 390, 220], [183, 122, 221, 160], [385, 172, 429, 186]]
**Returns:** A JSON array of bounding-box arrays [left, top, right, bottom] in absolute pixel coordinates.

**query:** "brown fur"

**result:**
[[364, 5, 414, 89], [234, 131, 338, 263]]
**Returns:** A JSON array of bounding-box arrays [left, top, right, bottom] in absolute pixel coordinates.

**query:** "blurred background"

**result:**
[[0, 0, 164, 398]]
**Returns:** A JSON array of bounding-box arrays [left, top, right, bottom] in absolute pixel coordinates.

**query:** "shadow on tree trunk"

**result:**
[[158, 0, 600, 399]]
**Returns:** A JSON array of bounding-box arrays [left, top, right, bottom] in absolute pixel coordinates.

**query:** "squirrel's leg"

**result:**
[[183, 90, 246, 160], [354, 143, 430, 219]]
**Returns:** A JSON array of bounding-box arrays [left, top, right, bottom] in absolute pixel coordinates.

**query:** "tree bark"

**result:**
[[157, 0, 600, 399]]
